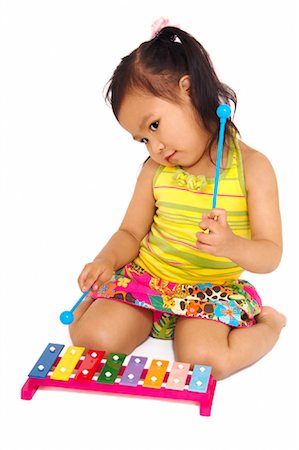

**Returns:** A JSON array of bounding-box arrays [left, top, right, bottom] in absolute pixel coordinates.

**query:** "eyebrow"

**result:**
[[132, 114, 154, 140]]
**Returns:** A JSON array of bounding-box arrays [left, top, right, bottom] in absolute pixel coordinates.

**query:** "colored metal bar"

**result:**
[[97, 352, 126, 384], [51, 346, 85, 381], [143, 359, 169, 389], [166, 361, 191, 391], [119, 355, 148, 387], [188, 365, 212, 393], [28, 343, 65, 379], [74, 350, 105, 381]]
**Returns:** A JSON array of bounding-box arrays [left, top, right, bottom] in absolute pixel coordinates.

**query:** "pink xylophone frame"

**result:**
[[21, 344, 217, 416]]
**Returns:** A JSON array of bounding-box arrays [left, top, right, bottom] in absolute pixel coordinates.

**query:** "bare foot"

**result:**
[[256, 306, 287, 331]]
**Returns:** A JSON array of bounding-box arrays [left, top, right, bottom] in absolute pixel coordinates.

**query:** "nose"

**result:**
[[149, 139, 165, 155]]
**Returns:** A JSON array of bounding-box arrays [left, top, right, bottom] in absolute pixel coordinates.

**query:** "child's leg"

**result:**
[[69, 297, 153, 356], [174, 306, 286, 380]]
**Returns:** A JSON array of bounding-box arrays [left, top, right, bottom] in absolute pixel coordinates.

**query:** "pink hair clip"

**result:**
[[150, 17, 179, 39]]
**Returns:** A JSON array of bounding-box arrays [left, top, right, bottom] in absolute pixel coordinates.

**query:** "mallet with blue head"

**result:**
[[60, 288, 91, 325], [212, 104, 231, 208]]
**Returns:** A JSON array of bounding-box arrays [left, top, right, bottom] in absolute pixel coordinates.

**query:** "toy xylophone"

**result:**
[[21, 343, 217, 416]]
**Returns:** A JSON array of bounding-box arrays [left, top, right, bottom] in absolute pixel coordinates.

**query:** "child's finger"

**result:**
[[199, 218, 210, 230], [92, 268, 114, 291], [199, 217, 218, 233], [100, 268, 114, 285], [80, 267, 101, 292], [78, 266, 90, 291], [210, 208, 227, 224], [196, 231, 212, 244], [91, 275, 104, 291]]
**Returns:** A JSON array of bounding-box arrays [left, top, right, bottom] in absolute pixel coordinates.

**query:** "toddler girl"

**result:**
[[69, 25, 285, 380]]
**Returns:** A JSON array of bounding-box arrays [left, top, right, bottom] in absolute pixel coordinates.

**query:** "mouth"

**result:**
[[164, 151, 176, 162]]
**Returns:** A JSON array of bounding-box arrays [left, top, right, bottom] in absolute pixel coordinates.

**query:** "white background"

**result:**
[[1, 1, 298, 449]]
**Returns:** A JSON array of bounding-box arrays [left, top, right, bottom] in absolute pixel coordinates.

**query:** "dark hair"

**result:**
[[105, 26, 239, 160]]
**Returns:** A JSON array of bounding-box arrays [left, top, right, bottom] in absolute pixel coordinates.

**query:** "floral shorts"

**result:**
[[91, 262, 262, 340]]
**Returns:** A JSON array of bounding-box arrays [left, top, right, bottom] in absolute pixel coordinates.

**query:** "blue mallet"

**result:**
[[60, 288, 91, 325], [212, 104, 231, 208]]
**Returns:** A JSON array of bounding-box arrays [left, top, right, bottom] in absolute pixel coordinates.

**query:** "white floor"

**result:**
[[1, 1, 298, 449]]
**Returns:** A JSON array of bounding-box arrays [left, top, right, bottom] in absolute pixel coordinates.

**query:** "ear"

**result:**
[[179, 75, 191, 94]]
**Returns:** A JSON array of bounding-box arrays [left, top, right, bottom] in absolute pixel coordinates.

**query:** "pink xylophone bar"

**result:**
[[21, 343, 217, 416]]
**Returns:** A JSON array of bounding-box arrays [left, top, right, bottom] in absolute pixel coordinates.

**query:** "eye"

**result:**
[[150, 121, 159, 131], [139, 121, 159, 143]]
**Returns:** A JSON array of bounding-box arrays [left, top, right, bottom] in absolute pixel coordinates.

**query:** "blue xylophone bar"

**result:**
[[28, 344, 65, 379]]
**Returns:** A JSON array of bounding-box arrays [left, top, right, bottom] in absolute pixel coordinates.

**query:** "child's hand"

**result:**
[[78, 258, 114, 293], [196, 208, 235, 258]]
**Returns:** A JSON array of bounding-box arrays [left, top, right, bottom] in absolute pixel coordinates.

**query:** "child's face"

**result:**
[[118, 83, 211, 171]]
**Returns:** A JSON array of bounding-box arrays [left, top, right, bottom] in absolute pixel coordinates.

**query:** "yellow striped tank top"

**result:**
[[134, 136, 251, 283]]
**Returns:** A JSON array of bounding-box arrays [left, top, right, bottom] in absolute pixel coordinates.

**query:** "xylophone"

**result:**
[[21, 343, 217, 416]]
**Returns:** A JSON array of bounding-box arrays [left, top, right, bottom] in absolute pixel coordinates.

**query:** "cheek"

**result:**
[[170, 123, 195, 146], [172, 111, 195, 135]]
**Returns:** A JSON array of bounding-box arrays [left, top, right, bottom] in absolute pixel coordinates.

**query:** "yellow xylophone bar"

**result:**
[[51, 346, 85, 381]]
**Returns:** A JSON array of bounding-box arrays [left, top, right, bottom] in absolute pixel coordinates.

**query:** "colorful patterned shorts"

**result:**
[[91, 262, 262, 340]]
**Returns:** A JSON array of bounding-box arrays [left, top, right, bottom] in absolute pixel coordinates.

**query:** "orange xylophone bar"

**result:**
[[21, 343, 217, 416]]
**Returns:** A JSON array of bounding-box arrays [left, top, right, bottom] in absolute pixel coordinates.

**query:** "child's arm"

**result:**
[[196, 144, 282, 273], [78, 158, 159, 291]]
